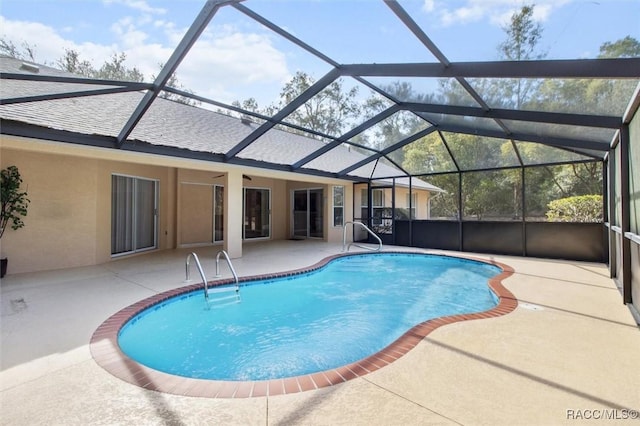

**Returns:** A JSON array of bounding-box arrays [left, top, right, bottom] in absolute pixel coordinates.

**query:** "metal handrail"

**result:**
[[342, 221, 383, 252], [215, 250, 239, 290], [185, 252, 211, 300]]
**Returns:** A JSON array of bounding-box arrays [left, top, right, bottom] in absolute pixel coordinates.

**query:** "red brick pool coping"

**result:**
[[90, 251, 516, 398]]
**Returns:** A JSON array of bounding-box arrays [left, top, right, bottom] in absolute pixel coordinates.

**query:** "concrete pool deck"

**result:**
[[1, 240, 639, 425]]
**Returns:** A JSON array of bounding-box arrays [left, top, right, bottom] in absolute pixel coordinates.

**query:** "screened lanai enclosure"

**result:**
[[1, 0, 639, 316]]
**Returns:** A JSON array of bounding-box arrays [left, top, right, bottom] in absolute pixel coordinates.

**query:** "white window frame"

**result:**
[[372, 188, 385, 226], [360, 188, 368, 208], [406, 192, 417, 219], [332, 186, 344, 227]]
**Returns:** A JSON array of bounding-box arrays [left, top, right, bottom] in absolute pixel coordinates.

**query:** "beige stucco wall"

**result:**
[[353, 185, 432, 219], [392, 187, 431, 219], [0, 148, 99, 273], [0, 147, 176, 273], [0, 135, 355, 274], [176, 170, 344, 245], [177, 169, 226, 246]]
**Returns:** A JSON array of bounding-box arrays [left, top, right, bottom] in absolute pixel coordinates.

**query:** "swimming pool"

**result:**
[[117, 253, 502, 381]]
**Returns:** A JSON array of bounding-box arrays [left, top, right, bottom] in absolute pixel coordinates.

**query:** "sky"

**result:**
[[1, 0, 639, 107]]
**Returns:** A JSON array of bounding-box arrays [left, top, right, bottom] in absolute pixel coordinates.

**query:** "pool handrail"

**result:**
[[342, 221, 383, 252], [215, 250, 239, 291], [185, 252, 211, 300]]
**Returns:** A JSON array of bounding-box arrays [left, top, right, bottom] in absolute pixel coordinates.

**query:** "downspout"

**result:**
[[367, 181, 373, 243], [522, 166, 526, 257], [603, 157, 614, 274], [620, 125, 632, 304], [392, 178, 396, 246], [458, 172, 463, 251], [409, 177, 413, 247], [607, 143, 618, 279]]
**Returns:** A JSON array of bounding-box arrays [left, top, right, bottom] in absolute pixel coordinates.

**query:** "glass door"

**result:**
[[292, 189, 324, 238], [309, 189, 323, 238], [111, 175, 158, 256], [293, 190, 308, 238], [244, 188, 270, 239], [214, 185, 224, 242]]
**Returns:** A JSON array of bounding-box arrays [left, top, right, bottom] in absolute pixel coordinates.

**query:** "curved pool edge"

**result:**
[[90, 251, 517, 398]]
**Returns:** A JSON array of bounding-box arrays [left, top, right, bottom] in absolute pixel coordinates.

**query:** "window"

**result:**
[[111, 174, 158, 256], [372, 188, 385, 226], [406, 193, 417, 219], [244, 188, 270, 239], [333, 186, 344, 227], [372, 189, 384, 207], [214, 185, 224, 242], [360, 188, 368, 207], [360, 187, 369, 220]]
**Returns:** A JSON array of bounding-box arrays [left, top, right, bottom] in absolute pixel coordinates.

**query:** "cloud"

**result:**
[[441, 4, 485, 26], [422, 0, 435, 13], [0, 16, 113, 65], [429, 0, 573, 27], [102, 0, 166, 15], [176, 26, 290, 104], [0, 14, 290, 106], [111, 16, 149, 48]]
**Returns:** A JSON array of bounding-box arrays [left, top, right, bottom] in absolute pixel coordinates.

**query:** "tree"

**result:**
[[369, 5, 618, 223], [95, 52, 145, 82], [56, 48, 94, 77], [0, 38, 36, 61], [56, 50, 145, 82], [598, 35, 640, 58], [546, 195, 602, 222], [279, 71, 361, 136], [497, 4, 545, 109], [235, 71, 361, 138], [532, 36, 639, 115], [424, 174, 459, 219], [231, 97, 260, 113], [358, 81, 435, 162], [152, 63, 199, 106], [499, 5, 544, 61], [520, 37, 634, 220]]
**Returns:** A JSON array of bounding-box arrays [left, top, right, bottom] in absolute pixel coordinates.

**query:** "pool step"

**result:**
[[206, 286, 241, 307], [207, 285, 238, 294]]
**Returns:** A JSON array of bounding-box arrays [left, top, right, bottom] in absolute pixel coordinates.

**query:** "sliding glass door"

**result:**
[[293, 190, 308, 238], [214, 185, 224, 242], [292, 189, 323, 239], [244, 188, 270, 239], [111, 175, 158, 256]]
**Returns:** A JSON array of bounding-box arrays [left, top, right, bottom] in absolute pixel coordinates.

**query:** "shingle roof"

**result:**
[[0, 56, 441, 191]]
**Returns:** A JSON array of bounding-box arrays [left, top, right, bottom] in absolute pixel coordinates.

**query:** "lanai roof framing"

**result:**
[[1, 0, 639, 181]]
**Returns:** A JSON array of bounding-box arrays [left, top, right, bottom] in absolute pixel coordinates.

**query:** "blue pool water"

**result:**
[[118, 253, 501, 381]]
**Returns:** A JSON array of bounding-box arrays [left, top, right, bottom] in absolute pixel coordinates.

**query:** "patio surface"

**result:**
[[1, 240, 639, 425]]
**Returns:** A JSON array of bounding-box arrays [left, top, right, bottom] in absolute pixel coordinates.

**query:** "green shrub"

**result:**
[[0, 166, 30, 239], [546, 195, 602, 222]]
